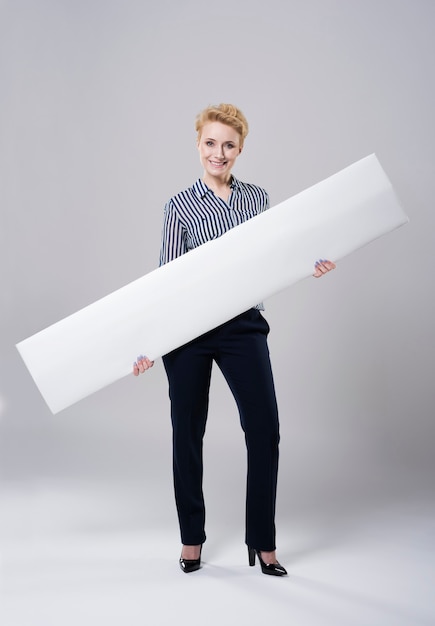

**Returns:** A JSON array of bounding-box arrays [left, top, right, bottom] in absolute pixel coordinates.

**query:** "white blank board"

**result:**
[[17, 154, 408, 413]]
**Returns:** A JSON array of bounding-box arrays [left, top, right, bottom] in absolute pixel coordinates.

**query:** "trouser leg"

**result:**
[[162, 341, 213, 546], [215, 309, 280, 552]]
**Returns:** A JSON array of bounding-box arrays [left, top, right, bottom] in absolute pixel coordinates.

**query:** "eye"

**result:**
[[206, 140, 214, 146], [226, 143, 235, 149]]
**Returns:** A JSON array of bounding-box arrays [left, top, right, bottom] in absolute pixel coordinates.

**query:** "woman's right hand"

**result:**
[[133, 355, 154, 376]]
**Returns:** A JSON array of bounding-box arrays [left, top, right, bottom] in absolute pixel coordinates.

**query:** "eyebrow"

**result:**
[[204, 137, 235, 143]]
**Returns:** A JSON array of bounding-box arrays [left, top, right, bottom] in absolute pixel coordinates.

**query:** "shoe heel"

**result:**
[[248, 546, 256, 566], [248, 547, 288, 576]]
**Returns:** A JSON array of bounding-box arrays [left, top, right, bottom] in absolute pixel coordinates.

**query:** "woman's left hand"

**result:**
[[313, 259, 336, 278]]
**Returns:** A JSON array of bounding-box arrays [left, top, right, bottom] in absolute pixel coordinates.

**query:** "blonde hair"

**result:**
[[195, 103, 249, 146]]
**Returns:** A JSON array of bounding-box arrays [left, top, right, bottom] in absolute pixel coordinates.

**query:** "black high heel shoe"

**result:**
[[248, 547, 287, 576], [179, 545, 202, 573]]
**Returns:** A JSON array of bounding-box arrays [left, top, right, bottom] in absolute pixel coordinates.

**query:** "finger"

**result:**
[[133, 362, 139, 376], [135, 355, 145, 374], [314, 259, 336, 277], [313, 260, 326, 277], [320, 259, 336, 271], [136, 355, 153, 373]]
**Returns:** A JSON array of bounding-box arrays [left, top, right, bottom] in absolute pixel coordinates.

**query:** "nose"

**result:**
[[214, 144, 224, 158]]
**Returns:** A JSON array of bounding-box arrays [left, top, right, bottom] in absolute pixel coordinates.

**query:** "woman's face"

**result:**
[[197, 121, 242, 182]]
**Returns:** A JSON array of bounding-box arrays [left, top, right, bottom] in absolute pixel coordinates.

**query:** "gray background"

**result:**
[[1, 1, 434, 624]]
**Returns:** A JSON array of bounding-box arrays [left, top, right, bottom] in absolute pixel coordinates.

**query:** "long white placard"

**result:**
[[16, 154, 408, 413]]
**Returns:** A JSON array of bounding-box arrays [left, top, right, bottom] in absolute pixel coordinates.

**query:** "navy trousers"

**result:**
[[162, 308, 280, 551]]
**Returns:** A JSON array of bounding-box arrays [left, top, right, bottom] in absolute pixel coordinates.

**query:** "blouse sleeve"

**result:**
[[159, 200, 188, 266]]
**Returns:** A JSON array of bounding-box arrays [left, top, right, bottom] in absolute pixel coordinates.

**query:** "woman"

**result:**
[[133, 104, 335, 575]]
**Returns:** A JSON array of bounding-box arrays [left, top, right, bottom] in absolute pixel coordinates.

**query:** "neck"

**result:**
[[202, 173, 232, 192]]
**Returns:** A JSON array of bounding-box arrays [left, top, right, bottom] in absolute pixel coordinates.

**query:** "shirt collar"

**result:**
[[192, 178, 210, 199], [192, 176, 241, 199], [229, 176, 242, 191]]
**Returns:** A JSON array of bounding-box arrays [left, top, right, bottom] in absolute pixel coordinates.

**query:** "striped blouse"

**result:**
[[158, 176, 269, 309]]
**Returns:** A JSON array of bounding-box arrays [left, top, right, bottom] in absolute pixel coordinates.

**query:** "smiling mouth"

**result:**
[[209, 160, 226, 167]]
